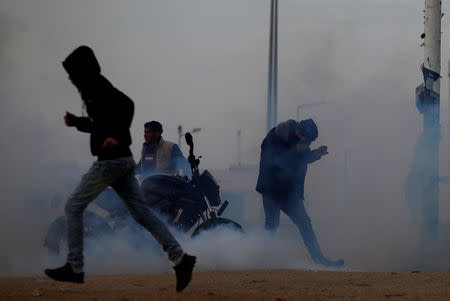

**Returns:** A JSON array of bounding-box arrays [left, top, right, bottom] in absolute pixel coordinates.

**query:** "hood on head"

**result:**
[[62, 46, 101, 81], [297, 118, 318, 142]]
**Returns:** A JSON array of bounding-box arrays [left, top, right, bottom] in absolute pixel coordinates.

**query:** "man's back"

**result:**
[[256, 126, 302, 197], [256, 119, 322, 199]]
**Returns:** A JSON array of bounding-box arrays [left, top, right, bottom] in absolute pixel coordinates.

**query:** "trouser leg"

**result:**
[[112, 171, 184, 262], [281, 196, 325, 262], [262, 194, 281, 233], [65, 161, 114, 267]]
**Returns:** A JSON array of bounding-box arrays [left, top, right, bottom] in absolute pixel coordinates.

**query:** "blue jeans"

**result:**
[[262, 194, 325, 262], [65, 156, 184, 267]]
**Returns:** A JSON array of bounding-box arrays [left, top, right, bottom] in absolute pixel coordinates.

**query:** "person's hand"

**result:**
[[102, 137, 120, 149], [315, 146, 328, 157], [64, 112, 78, 127]]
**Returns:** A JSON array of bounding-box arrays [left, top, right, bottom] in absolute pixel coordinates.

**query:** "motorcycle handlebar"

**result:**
[[185, 132, 193, 148]]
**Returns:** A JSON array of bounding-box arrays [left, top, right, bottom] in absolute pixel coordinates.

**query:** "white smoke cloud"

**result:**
[[0, 0, 449, 277]]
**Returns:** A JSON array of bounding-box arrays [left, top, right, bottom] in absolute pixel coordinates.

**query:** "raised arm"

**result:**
[[303, 146, 328, 164]]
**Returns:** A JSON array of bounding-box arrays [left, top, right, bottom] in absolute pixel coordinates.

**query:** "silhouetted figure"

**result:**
[[256, 119, 343, 267], [44, 46, 195, 291]]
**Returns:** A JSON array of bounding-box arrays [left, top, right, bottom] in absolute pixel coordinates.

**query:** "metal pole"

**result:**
[[343, 150, 351, 202], [424, 0, 441, 83], [266, 0, 275, 133], [237, 129, 241, 166], [407, 0, 441, 239], [272, 0, 278, 128], [422, 0, 441, 238]]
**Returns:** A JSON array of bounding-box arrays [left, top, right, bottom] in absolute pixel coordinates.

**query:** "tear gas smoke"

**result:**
[[0, 0, 449, 277]]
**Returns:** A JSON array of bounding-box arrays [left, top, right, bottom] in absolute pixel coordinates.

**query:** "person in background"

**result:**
[[256, 119, 344, 267], [136, 121, 192, 180]]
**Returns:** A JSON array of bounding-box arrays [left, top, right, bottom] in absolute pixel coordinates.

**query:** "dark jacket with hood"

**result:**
[[256, 119, 321, 200], [62, 46, 133, 160]]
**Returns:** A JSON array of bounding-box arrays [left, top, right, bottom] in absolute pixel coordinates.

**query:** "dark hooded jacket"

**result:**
[[256, 119, 321, 200], [62, 46, 133, 160]]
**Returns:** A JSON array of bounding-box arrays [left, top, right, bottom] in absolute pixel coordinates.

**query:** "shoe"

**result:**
[[173, 254, 196, 292], [44, 263, 84, 283], [314, 257, 344, 267], [322, 258, 344, 267]]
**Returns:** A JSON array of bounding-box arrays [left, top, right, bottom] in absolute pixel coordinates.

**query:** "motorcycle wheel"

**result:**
[[44, 210, 114, 256], [191, 217, 243, 237]]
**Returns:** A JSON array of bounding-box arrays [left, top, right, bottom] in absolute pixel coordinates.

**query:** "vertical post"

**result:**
[[448, 60, 450, 114], [266, 0, 274, 133], [237, 129, 242, 166], [267, 0, 278, 133], [422, 0, 441, 238], [343, 150, 351, 202], [424, 0, 441, 82], [406, 0, 442, 241], [272, 0, 278, 128]]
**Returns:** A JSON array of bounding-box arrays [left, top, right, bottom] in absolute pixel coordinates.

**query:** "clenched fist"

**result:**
[[64, 112, 78, 127], [102, 137, 120, 149]]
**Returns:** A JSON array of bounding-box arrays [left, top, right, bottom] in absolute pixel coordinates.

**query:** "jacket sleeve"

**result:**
[[302, 147, 322, 164], [75, 117, 94, 133], [171, 144, 192, 179]]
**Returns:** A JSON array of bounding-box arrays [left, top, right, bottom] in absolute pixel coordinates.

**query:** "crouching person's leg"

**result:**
[[112, 169, 196, 291], [262, 194, 281, 233], [282, 196, 344, 267]]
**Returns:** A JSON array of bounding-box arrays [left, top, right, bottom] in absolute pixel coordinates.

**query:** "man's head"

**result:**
[[62, 46, 101, 86], [144, 121, 163, 144], [62, 45, 105, 103], [295, 119, 318, 145]]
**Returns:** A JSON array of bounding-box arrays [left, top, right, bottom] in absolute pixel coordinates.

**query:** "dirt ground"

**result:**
[[0, 270, 449, 301]]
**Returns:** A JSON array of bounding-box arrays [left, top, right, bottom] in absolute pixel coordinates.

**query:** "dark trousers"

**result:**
[[262, 194, 325, 262], [65, 157, 184, 267]]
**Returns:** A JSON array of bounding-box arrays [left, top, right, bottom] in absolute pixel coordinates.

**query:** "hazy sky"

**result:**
[[1, 0, 449, 170], [1, 0, 449, 275]]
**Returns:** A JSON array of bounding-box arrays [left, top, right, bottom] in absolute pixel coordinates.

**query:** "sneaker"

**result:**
[[314, 257, 344, 267], [173, 254, 196, 292], [44, 263, 84, 283], [323, 258, 344, 267]]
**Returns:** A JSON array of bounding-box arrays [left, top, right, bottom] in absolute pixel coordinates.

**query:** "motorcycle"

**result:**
[[44, 132, 243, 255], [141, 132, 243, 236]]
